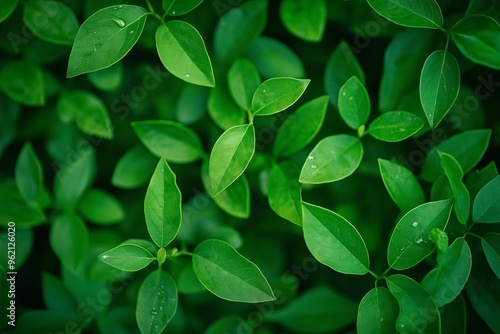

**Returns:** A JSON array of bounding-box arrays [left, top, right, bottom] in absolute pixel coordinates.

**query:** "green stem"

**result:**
[[368, 269, 378, 280], [174, 250, 194, 257], [145, 0, 164, 23], [465, 231, 482, 239]]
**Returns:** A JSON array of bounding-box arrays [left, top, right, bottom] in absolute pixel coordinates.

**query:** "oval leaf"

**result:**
[[208, 79, 247, 130], [366, 0, 443, 29], [156, 21, 215, 87], [357, 287, 399, 334], [439, 152, 470, 225], [132, 120, 203, 164], [192, 239, 275, 303], [228, 58, 261, 111], [79, 188, 125, 225], [338, 76, 371, 130], [473, 175, 500, 223], [162, 0, 203, 16], [98, 239, 155, 272], [299, 134, 363, 184], [280, 0, 326, 42], [208, 124, 255, 197], [252, 77, 310, 116], [482, 233, 500, 279], [268, 162, 303, 226], [0, 60, 45, 106], [387, 199, 453, 270], [368, 111, 424, 142], [302, 202, 370, 275], [15, 142, 43, 204], [111, 145, 158, 189], [67, 5, 147, 77]]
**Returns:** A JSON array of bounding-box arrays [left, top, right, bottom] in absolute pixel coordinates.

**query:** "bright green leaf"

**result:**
[[0, 181, 46, 228], [15, 142, 43, 204], [227, 58, 261, 110], [439, 152, 470, 225], [368, 111, 425, 142], [111, 145, 158, 189], [252, 77, 310, 116], [79, 188, 125, 225], [338, 76, 371, 130], [176, 84, 209, 124], [366, 0, 443, 29], [473, 175, 500, 223], [357, 287, 399, 334], [98, 239, 155, 272], [268, 162, 302, 226], [162, 0, 203, 16], [279, 0, 326, 42], [193, 239, 275, 303], [427, 227, 449, 253], [0, 60, 45, 106], [482, 233, 500, 279]]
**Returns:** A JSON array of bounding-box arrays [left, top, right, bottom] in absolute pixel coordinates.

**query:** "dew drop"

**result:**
[[400, 128, 406, 132], [412, 222, 418, 227], [185, 73, 191, 78], [113, 18, 126, 27], [151, 309, 158, 316], [308, 155, 314, 160], [342, 91, 347, 96], [129, 30, 134, 34], [348, 96, 354, 101], [112, 7, 118, 11], [416, 237, 423, 244], [159, 306, 163, 311], [171, 10, 176, 15], [311, 164, 317, 169], [118, 5, 123, 8], [380, 318, 384, 322], [262, 89, 266, 93], [100, 254, 108, 259]]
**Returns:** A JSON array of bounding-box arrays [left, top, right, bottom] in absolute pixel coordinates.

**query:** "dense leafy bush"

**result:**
[[1, 0, 500, 333]]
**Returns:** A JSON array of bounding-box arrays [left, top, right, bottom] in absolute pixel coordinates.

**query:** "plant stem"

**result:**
[[145, 0, 164, 23]]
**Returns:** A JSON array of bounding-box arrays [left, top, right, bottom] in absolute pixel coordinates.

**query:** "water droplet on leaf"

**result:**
[[416, 238, 423, 244], [129, 30, 134, 34], [185, 73, 191, 78], [348, 96, 353, 101], [311, 164, 317, 169], [412, 222, 418, 227], [308, 155, 314, 160], [171, 11, 176, 15], [113, 18, 126, 27]]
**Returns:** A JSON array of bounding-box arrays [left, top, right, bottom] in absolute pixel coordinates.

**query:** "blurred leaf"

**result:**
[[0, 60, 45, 106], [268, 162, 302, 225], [42, 273, 77, 312], [208, 78, 247, 130], [0, 181, 46, 228], [280, 0, 326, 42], [473, 175, 500, 223], [98, 239, 156, 272], [0, 95, 19, 159], [16, 311, 84, 333], [0, 0, 18, 22], [366, 0, 443, 29], [357, 287, 399, 334], [112, 145, 157, 189], [79, 188, 125, 225], [482, 233, 500, 279], [228, 58, 261, 111], [368, 111, 424, 142], [176, 84, 209, 125], [15, 142, 43, 204], [163, 0, 203, 16], [87, 62, 123, 92], [439, 152, 470, 224], [338, 76, 371, 130], [0, 228, 33, 270]]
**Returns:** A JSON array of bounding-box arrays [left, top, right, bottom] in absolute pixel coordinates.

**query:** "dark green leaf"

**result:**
[[357, 287, 399, 334], [0, 0, 18, 22], [368, 111, 425, 142], [145, 159, 182, 248], [482, 233, 500, 279], [366, 0, 443, 29], [0, 60, 45, 106], [0, 181, 45, 228], [162, 0, 203, 16], [15, 142, 43, 204], [299, 134, 363, 184], [79, 188, 125, 225], [227, 58, 261, 111], [0, 228, 33, 270], [252, 77, 310, 116], [439, 152, 470, 225], [87, 62, 123, 92], [473, 175, 500, 223], [67, 5, 147, 77], [268, 162, 302, 225], [208, 79, 247, 130], [387, 199, 453, 270], [465, 161, 498, 206], [156, 21, 215, 87], [132, 120, 204, 164], [16, 311, 84, 333], [440, 295, 467, 334], [273, 95, 328, 157], [42, 273, 76, 312], [0, 95, 19, 159], [176, 84, 209, 124], [302, 202, 370, 274], [338, 76, 371, 130], [98, 239, 156, 272], [111, 145, 157, 189], [208, 124, 255, 197], [193, 239, 275, 303], [279, 0, 326, 42]]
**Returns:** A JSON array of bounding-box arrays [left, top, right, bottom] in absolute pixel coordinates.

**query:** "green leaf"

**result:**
[[324, 41, 365, 109], [357, 287, 399, 334], [366, 0, 443, 29], [176, 84, 209, 125], [427, 227, 449, 253], [208, 124, 255, 197], [421, 237, 472, 307], [465, 161, 498, 205], [0, 95, 19, 159], [269, 286, 358, 333], [98, 239, 155, 272], [0, 60, 45, 106], [279, 0, 326, 42], [208, 79, 247, 130], [227, 58, 261, 111], [440, 295, 467, 334], [0, 181, 46, 228], [421, 129, 491, 182], [16, 311, 84, 333], [252, 77, 310, 116], [273, 95, 328, 157], [87, 62, 123, 92], [368, 111, 425, 142], [132, 120, 203, 164], [338, 76, 371, 130], [451, 14, 500, 70], [213, 1, 267, 63], [302, 202, 370, 274], [0, 228, 33, 270], [162, 0, 203, 16], [473, 175, 500, 223], [79, 188, 125, 225], [156, 21, 215, 87], [378, 159, 425, 213], [145, 159, 182, 248], [439, 152, 470, 225], [42, 273, 76, 312], [482, 233, 500, 279], [67, 5, 147, 77], [386, 274, 440, 333], [0, 0, 18, 22], [299, 134, 363, 184], [15, 142, 43, 204], [387, 199, 453, 270], [136, 269, 178, 334], [111, 145, 158, 189], [56, 90, 114, 139], [50, 213, 89, 273], [192, 239, 275, 303], [23, 0, 79, 46], [268, 162, 303, 226], [201, 159, 250, 219], [419, 50, 461, 128]]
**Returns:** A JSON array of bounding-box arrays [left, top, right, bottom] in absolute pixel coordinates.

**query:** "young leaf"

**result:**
[[465, 161, 498, 206], [50, 213, 89, 273], [111, 145, 158, 189], [67, 5, 147, 77], [56, 90, 114, 139], [192, 239, 275, 303], [279, 0, 327, 42], [324, 41, 365, 109], [208, 124, 255, 197], [136, 269, 178, 334], [252, 77, 310, 116], [387, 199, 453, 270], [473, 175, 500, 223], [357, 287, 399, 334], [269, 286, 358, 333], [79, 188, 125, 225], [15, 142, 43, 204], [162, 0, 203, 16], [23, 0, 79, 46], [132, 120, 204, 164], [208, 79, 247, 130], [421, 237, 472, 307], [87, 62, 123, 92], [98, 239, 156, 272], [299, 134, 363, 184], [273, 95, 328, 157], [227, 58, 261, 111], [427, 227, 449, 253], [302, 202, 370, 275], [366, 0, 443, 29], [378, 159, 425, 213], [338, 76, 371, 130], [439, 152, 470, 225], [268, 162, 303, 226], [421, 129, 491, 182], [0, 0, 18, 22], [367, 111, 425, 142], [145, 159, 182, 248], [451, 14, 500, 70], [42, 273, 76, 312], [386, 274, 441, 333], [0, 60, 45, 106], [213, 1, 267, 63], [482, 233, 500, 279], [156, 21, 215, 87], [420, 50, 461, 129]]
